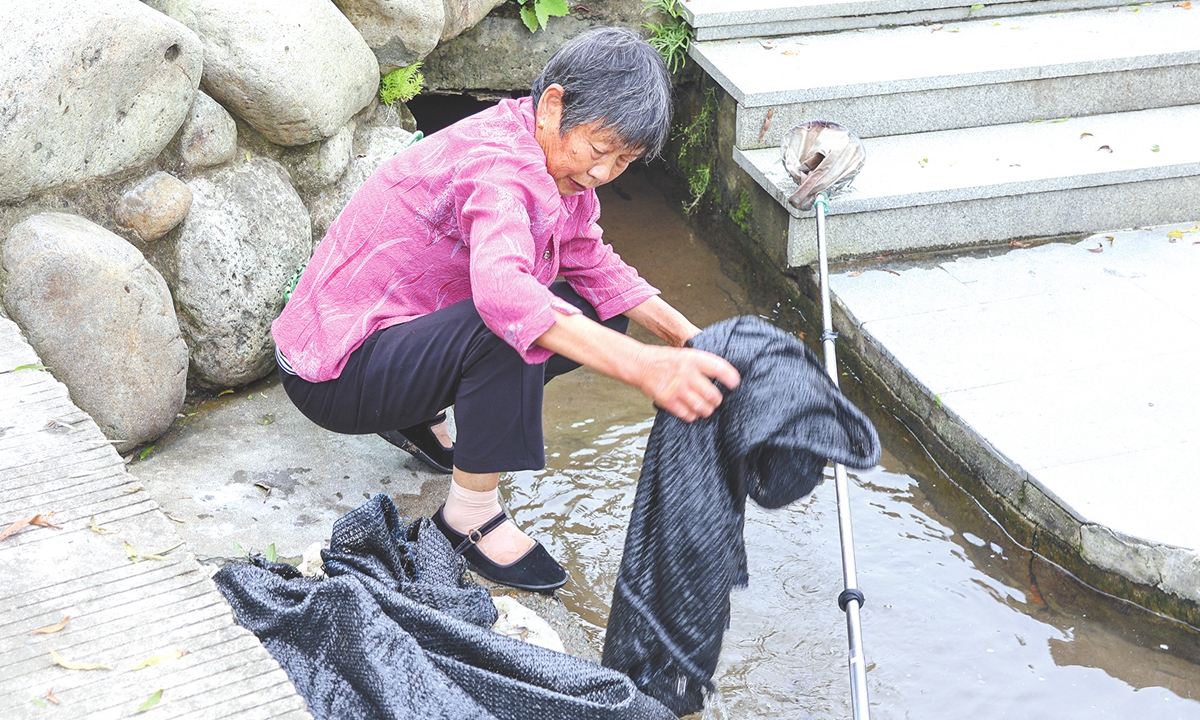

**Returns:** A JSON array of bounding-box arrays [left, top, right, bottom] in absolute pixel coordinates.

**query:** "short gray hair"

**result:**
[[531, 27, 672, 159]]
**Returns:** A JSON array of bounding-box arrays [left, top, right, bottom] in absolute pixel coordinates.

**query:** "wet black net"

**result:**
[[602, 316, 882, 715], [214, 495, 674, 720]]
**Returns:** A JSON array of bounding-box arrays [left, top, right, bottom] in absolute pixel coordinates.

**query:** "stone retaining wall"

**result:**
[[2, 0, 658, 452]]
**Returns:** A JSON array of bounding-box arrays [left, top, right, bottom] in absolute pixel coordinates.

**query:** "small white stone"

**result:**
[[296, 541, 327, 578], [491, 596, 565, 653]]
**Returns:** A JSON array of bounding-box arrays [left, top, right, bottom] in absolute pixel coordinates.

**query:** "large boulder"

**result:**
[[1, 213, 188, 451], [0, 0, 202, 203], [308, 126, 415, 241], [334, 0, 445, 72], [147, 0, 379, 147], [147, 158, 311, 389]]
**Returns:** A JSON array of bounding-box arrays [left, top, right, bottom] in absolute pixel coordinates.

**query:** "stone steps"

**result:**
[[734, 104, 1200, 264], [680, 0, 1139, 39], [690, 3, 1200, 148]]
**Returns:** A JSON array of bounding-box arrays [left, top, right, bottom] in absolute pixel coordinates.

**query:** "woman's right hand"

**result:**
[[632, 344, 741, 423]]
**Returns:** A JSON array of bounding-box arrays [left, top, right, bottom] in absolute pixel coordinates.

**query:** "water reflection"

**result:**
[[504, 169, 1200, 719]]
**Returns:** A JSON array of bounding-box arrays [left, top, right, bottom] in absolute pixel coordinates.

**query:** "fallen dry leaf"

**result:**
[[849, 270, 865, 277], [759, 40, 775, 49], [1088, 244, 1104, 253], [758, 108, 775, 144], [1098, 145, 1112, 153], [47, 646, 110, 671], [781, 48, 801, 55], [1010, 241, 1032, 248], [0, 513, 61, 542], [1106, 235, 1115, 245], [45, 689, 60, 706], [89, 515, 117, 535], [32, 616, 70, 635], [1182, 223, 1199, 233], [132, 648, 188, 671], [884, 269, 901, 276], [1080, 132, 1093, 138], [123, 485, 145, 494], [1179, 1, 1193, 9], [931, 24, 944, 31], [126, 541, 185, 563], [1168, 230, 1183, 238]]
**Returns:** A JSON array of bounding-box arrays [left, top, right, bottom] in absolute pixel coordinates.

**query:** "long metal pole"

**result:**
[[813, 193, 871, 720]]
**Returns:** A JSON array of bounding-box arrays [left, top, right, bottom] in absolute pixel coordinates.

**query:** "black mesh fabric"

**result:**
[[214, 495, 674, 720], [601, 316, 883, 715]]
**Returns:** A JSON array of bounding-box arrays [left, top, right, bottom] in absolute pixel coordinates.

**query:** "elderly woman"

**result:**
[[272, 28, 740, 592]]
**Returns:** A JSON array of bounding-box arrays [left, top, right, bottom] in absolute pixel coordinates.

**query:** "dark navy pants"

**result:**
[[279, 281, 629, 473]]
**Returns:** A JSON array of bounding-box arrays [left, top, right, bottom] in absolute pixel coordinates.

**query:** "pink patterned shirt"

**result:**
[[272, 97, 659, 382]]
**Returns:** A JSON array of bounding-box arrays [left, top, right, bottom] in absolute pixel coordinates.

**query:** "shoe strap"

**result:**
[[452, 511, 508, 556]]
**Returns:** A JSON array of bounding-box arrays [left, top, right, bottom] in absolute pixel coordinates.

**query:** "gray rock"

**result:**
[[150, 0, 379, 146], [0, 0, 203, 203], [334, 0, 446, 72], [280, 121, 356, 193], [114, 172, 193, 241], [1, 213, 188, 451], [148, 158, 312, 389], [179, 90, 238, 169], [441, 0, 506, 43], [308, 126, 415, 241]]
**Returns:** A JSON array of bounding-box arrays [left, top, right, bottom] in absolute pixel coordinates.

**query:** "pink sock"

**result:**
[[443, 480, 503, 533]]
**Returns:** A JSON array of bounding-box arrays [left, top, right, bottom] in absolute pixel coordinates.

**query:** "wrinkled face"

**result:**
[[541, 122, 642, 196], [535, 84, 643, 196]]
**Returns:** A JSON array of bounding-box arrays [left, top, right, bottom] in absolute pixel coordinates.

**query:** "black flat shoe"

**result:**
[[379, 413, 453, 474], [432, 505, 568, 593]]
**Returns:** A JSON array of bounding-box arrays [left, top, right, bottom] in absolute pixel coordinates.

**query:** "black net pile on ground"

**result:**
[[602, 316, 882, 715], [214, 495, 674, 720]]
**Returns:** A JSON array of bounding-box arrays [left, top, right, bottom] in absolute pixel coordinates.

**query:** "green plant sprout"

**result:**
[[517, 0, 570, 33], [644, 0, 692, 74], [380, 63, 424, 106], [674, 88, 716, 213]]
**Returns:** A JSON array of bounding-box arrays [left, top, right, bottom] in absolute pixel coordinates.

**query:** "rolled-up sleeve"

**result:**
[[559, 193, 660, 320], [456, 162, 580, 364]]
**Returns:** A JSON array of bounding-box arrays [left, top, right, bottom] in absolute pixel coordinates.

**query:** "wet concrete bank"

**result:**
[[662, 172, 1200, 627], [821, 227, 1200, 627]]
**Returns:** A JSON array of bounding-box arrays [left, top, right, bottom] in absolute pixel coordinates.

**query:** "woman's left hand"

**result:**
[[630, 344, 740, 422]]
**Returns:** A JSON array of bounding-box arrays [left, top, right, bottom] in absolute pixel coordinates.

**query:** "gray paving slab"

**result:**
[[828, 223, 1200, 603], [0, 318, 310, 719], [738, 105, 1200, 216], [688, 0, 1134, 39], [692, 3, 1200, 107], [733, 104, 1200, 263], [125, 375, 449, 562], [691, 3, 1200, 146]]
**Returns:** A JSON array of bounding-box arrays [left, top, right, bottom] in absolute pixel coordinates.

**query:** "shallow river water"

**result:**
[[506, 167, 1200, 719]]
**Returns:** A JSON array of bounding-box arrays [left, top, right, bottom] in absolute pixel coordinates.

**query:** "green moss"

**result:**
[[729, 190, 753, 235], [674, 88, 716, 214]]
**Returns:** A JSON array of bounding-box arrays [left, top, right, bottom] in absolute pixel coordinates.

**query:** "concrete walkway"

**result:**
[[828, 221, 1200, 616], [0, 317, 309, 719]]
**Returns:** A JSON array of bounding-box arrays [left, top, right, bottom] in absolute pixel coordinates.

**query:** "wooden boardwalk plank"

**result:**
[[0, 318, 309, 719]]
